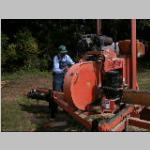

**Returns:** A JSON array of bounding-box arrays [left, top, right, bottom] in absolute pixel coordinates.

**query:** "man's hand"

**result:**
[[63, 66, 69, 72]]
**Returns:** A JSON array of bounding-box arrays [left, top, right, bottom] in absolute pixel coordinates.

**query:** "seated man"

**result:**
[[53, 45, 75, 91]]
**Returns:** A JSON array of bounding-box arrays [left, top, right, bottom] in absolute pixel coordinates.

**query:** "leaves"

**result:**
[[15, 28, 40, 55], [1, 19, 150, 72]]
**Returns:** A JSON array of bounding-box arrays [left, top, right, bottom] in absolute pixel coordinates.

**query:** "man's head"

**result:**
[[58, 45, 68, 57]]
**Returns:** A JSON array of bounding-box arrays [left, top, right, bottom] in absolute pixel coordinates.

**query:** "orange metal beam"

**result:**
[[131, 19, 138, 90], [96, 19, 102, 35], [129, 117, 150, 130]]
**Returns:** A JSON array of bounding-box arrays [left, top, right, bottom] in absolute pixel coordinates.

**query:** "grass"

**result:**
[[1, 68, 50, 81], [1, 96, 52, 132], [1, 66, 150, 132], [1, 98, 36, 131], [1, 69, 52, 131], [138, 58, 150, 90], [138, 69, 150, 89]]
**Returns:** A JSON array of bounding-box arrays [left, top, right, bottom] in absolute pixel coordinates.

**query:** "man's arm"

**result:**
[[66, 55, 75, 65]]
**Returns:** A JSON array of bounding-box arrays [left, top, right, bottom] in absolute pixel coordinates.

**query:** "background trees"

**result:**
[[1, 19, 150, 72]]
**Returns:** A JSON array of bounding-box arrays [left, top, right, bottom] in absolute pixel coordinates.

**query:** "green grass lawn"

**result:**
[[1, 99, 36, 131], [138, 69, 150, 89], [1, 69, 52, 131], [1, 67, 150, 132]]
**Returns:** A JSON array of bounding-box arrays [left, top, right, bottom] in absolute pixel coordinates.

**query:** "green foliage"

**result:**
[[38, 57, 49, 71], [1, 33, 9, 49], [23, 55, 39, 70], [137, 19, 150, 30], [7, 43, 17, 59], [2, 43, 17, 65], [15, 28, 40, 69], [1, 33, 17, 67], [1, 19, 150, 72], [1, 33, 9, 65], [15, 28, 40, 55], [1, 29, 41, 71]]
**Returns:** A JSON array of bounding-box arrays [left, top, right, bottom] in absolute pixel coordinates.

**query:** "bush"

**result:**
[[1, 34, 18, 72], [15, 28, 39, 55], [23, 55, 40, 70], [7, 43, 17, 59], [1, 33, 9, 48], [1, 33, 9, 66], [15, 28, 40, 55], [39, 57, 49, 71], [15, 29, 41, 70], [1, 29, 43, 72]]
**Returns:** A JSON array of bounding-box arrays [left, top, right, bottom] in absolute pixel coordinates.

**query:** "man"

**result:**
[[50, 45, 74, 118], [53, 45, 75, 91]]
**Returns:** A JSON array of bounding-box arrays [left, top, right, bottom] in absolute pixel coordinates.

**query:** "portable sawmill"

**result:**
[[28, 19, 150, 131]]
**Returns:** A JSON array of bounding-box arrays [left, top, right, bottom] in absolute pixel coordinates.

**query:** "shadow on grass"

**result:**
[[19, 102, 86, 132], [19, 103, 49, 114], [19, 103, 53, 131]]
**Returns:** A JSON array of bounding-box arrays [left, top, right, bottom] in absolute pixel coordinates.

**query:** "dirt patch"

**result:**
[[1, 75, 52, 102]]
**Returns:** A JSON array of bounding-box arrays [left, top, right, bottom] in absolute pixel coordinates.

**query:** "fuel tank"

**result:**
[[64, 61, 99, 110]]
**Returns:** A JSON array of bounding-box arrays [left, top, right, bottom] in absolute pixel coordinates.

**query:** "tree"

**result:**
[[15, 28, 40, 69]]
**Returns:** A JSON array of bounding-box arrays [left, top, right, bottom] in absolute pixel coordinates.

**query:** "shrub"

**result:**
[[1, 33, 9, 66], [15, 28, 40, 69], [15, 28, 40, 55]]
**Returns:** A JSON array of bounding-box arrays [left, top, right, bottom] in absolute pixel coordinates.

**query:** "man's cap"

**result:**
[[58, 45, 68, 53]]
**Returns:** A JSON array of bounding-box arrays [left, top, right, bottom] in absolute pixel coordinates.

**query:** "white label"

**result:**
[[103, 99, 110, 109]]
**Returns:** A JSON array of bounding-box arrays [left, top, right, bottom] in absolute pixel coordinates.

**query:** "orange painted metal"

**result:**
[[131, 19, 138, 90], [52, 91, 92, 129], [28, 20, 150, 131], [96, 19, 102, 35], [122, 56, 130, 87], [118, 40, 145, 57], [102, 49, 123, 72], [119, 40, 132, 55], [98, 105, 134, 131], [64, 61, 99, 110], [52, 91, 133, 131], [35, 87, 51, 94]]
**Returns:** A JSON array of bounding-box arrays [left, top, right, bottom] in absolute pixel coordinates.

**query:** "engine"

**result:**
[[63, 48, 124, 113], [103, 70, 123, 99]]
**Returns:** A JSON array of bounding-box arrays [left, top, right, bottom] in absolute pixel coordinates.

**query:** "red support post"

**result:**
[[96, 19, 102, 35], [131, 19, 138, 90]]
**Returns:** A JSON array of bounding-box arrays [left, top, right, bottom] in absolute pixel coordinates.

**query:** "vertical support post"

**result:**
[[131, 19, 138, 90], [96, 19, 102, 35]]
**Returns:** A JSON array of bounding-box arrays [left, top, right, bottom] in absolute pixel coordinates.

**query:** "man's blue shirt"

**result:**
[[53, 54, 75, 74]]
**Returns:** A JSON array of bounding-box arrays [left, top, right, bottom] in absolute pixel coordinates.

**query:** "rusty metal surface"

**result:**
[[96, 19, 102, 35], [123, 89, 150, 106], [98, 105, 134, 131], [130, 105, 144, 118], [52, 91, 134, 131], [129, 117, 150, 130]]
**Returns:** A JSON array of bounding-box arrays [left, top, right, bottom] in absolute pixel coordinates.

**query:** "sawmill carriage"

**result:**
[[28, 20, 150, 131]]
